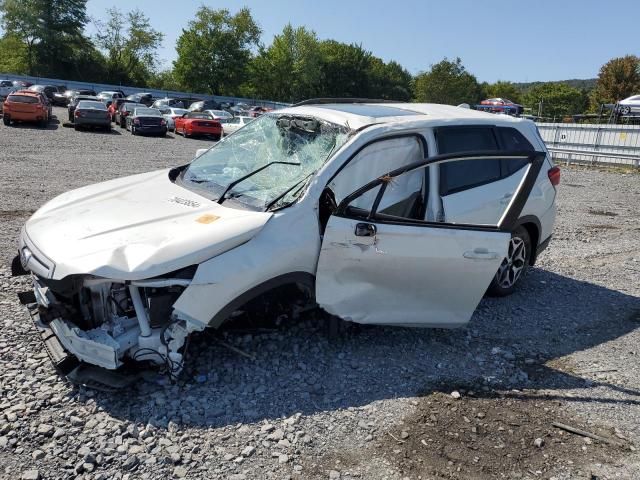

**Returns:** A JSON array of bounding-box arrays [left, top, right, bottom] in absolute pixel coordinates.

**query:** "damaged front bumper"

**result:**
[[18, 267, 205, 385]]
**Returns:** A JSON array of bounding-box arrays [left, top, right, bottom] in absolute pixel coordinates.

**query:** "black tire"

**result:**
[[120, 118, 126, 128], [74, 124, 80, 131], [3, 115, 9, 126], [487, 226, 531, 297]]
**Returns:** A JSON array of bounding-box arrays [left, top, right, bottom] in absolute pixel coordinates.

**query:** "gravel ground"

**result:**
[[1, 108, 639, 479]]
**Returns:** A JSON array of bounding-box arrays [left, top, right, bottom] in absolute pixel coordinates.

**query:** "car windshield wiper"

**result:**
[[265, 172, 314, 211], [217, 161, 301, 204]]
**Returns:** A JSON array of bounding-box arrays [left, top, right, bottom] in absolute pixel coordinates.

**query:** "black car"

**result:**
[[28, 85, 58, 103], [126, 93, 153, 107], [188, 99, 220, 112], [151, 97, 186, 109], [116, 102, 145, 128], [126, 107, 167, 136], [68, 95, 99, 122]]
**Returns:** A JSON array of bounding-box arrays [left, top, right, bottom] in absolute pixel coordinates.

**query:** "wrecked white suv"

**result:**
[[15, 101, 559, 385]]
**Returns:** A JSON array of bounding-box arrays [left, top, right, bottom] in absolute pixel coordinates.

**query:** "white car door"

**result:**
[[316, 150, 545, 328]]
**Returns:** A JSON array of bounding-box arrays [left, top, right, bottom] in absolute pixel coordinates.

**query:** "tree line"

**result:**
[[1, 1, 639, 117]]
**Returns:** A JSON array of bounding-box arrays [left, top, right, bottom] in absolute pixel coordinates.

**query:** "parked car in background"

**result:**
[[158, 107, 189, 132], [52, 87, 70, 106], [0, 79, 16, 97], [126, 107, 167, 136], [152, 98, 186, 109], [108, 98, 138, 122], [116, 102, 145, 128], [2, 90, 50, 127], [477, 98, 524, 116], [188, 99, 219, 112], [97, 91, 124, 107], [126, 93, 153, 107], [74, 100, 111, 132], [203, 109, 233, 120], [68, 95, 99, 122], [248, 106, 271, 117], [618, 95, 640, 115], [28, 85, 58, 104], [174, 111, 222, 139], [222, 115, 252, 135], [12, 80, 32, 89]]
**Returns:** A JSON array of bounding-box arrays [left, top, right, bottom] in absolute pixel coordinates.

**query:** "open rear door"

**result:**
[[316, 151, 545, 328]]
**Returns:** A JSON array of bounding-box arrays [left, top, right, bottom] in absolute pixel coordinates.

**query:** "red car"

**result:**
[[174, 112, 222, 139], [478, 98, 524, 115]]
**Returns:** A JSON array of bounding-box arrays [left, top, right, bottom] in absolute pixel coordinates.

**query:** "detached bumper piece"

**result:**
[[21, 297, 140, 391]]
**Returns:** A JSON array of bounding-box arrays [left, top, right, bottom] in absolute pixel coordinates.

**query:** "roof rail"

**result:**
[[293, 98, 402, 107]]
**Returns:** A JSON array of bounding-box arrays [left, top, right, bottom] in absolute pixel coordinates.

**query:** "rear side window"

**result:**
[[7, 95, 39, 104], [496, 127, 534, 175], [436, 127, 501, 195]]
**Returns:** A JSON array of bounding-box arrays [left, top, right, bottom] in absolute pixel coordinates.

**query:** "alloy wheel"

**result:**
[[495, 236, 527, 289]]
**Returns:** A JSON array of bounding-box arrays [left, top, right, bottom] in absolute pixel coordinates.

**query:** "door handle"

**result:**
[[463, 249, 500, 260], [355, 223, 376, 237]]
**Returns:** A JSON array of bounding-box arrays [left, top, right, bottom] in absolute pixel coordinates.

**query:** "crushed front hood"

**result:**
[[24, 169, 272, 280]]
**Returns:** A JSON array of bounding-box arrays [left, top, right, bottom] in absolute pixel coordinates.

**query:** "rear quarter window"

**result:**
[[436, 125, 535, 195], [496, 127, 534, 175]]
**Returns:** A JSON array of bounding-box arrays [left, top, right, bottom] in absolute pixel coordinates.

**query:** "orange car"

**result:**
[[3, 90, 49, 127]]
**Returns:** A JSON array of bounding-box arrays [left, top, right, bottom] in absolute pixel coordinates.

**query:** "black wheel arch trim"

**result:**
[[514, 215, 541, 265], [209, 272, 315, 328]]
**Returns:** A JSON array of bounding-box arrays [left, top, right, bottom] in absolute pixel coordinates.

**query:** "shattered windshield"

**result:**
[[180, 114, 350, 211]]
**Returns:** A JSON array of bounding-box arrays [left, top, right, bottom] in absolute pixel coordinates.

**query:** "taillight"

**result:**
[[75, 110, 83, 117], [548, 166, 561, 186], [160, 119, 166, 126], [134, 118, 140, 124]]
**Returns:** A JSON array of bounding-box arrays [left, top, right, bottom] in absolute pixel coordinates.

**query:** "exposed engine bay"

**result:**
[[30, 267, 201, 379]]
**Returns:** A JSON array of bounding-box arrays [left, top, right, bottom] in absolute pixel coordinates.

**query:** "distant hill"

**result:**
[[514, 78, 597, 92]]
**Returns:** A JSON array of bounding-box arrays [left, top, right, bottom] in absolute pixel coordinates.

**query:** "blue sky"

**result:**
[[85, 0, 639, 83]]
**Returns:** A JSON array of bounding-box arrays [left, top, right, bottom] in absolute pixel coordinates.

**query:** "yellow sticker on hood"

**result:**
[[196, 214, 220, 224]]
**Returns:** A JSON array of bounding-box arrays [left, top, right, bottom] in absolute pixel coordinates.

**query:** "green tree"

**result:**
[[174, 7, 261, 95], [249, 24, 322, 102], [413, 57, 482, 105], [522, 82, 587, 119], [317, 40, 374, 98], [482, 80, 522, 104], [367, 59, 413, 101], [0, 34, 29, 74], [590, 55, 640, 106], [94, 8, 164, 86], [148, 69, 182, 92], [0, 0, 90, 77]]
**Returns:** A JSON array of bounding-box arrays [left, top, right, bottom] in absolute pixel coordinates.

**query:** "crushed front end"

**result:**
[[15, 239, 201, 387]]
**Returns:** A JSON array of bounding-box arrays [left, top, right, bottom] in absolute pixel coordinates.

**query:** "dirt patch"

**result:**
[[311, 390, 627, 479], [588, 209, 618, 217], [585, 224, 620, 230], [0, 209, 35, 219]]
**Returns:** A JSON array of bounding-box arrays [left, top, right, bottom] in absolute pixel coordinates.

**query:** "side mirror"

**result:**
[[195, 148, 208, 158]]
